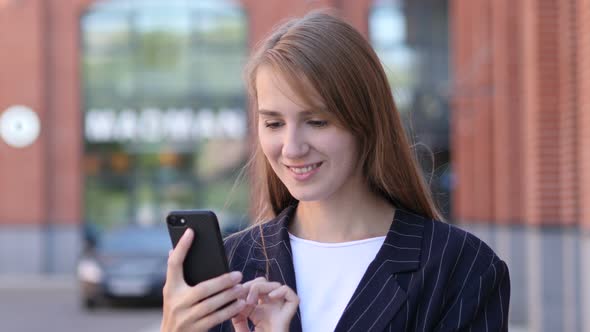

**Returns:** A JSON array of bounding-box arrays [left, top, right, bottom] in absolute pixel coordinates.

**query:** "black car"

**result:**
[[77, 224, 171, 309]]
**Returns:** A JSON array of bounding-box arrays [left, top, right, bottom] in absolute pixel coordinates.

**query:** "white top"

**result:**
[[288, 233, 386, 332]]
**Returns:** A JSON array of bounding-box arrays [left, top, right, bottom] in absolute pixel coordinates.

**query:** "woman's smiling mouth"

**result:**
[[285, 162, 323, 180]]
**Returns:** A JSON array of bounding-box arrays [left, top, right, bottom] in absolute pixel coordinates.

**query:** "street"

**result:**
[[0, 281, 161, 332]]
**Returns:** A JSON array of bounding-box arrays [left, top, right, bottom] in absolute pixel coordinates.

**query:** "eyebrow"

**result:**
[[257, 109, 327, 116]]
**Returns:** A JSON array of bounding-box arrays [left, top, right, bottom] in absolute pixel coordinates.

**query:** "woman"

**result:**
[[161, 10, 510, 332]]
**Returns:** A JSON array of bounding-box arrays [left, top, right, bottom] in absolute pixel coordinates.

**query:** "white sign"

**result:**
[[0, 105, 41, 148], [85, 107, 247, 143]]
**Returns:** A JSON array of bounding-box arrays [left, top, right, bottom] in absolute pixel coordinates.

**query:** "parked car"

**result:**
[[77, 224, 170, 309]]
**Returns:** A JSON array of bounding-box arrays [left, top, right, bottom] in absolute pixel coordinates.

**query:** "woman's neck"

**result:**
[[290, 186, 395, 243]]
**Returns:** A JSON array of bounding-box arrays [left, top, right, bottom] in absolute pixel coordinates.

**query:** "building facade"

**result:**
[[450, 1, 590, 330], [1, 0, 589, 329]]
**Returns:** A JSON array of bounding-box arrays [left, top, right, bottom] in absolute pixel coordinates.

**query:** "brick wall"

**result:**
[[0, 0, 46, 225], [452, 0, 590, 228], [578, 0, 590, 229], [242, 0, 370, 47]]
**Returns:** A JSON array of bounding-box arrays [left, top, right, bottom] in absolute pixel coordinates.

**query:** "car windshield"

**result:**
[[97, 226, 171, 255]]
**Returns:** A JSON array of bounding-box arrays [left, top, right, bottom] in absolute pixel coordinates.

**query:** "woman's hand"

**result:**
[[232, 278, 299, 332], [161, 229, 248, 332]]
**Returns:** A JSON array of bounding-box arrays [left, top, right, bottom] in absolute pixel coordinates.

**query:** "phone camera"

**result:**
[[168, 215, 179, 226], [180, 218, 186, 224]]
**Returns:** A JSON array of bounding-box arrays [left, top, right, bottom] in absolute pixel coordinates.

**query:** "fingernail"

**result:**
[[268, 290, 277, 298], [230, 271, 242, 283]]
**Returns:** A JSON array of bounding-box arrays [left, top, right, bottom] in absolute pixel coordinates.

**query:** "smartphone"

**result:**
[[166, 210, 229, 286]]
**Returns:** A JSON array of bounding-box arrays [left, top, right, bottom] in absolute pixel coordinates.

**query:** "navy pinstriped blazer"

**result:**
[[214, 204, 510, 331]]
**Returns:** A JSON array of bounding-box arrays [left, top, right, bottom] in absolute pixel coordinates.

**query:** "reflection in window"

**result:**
[[370, 0, 452, 219], [370, 1, 417, 110], [82, 0, 249, 232]]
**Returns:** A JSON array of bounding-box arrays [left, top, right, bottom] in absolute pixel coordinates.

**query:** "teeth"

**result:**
[[290, 163, 320, 174]]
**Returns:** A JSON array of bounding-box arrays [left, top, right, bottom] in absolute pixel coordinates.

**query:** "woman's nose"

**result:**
[[282, 127, 309, 159]]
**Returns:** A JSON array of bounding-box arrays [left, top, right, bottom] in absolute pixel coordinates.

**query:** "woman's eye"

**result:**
[[308, 120, 328, 127], [264, 121, 283, 129]]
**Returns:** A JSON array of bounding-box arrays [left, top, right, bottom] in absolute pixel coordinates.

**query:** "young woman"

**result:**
[[161, 11, 510, 332]]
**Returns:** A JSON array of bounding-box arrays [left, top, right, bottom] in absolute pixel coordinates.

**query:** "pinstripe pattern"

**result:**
[[213, 205, 510, 331]]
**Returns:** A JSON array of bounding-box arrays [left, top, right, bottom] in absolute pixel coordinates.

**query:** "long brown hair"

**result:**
[[243, 10, 443, 225]]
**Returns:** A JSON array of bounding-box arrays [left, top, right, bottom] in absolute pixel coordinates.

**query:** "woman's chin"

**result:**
[[288, 189, 328, 203]]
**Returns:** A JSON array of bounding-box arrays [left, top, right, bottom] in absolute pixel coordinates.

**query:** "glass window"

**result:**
[[82, 0, 249, 232], [370, 0, 452, 218]]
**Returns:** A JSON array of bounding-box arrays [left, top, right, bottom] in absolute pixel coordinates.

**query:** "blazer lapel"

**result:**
[[251, 205, 303, 332], [334, 208, 425, 332]]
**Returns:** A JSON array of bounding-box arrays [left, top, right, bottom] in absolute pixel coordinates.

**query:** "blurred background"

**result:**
[[0, 0, 588, 331]]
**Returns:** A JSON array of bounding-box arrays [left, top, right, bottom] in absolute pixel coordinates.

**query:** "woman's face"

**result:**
[[256, 66, 363, 202]]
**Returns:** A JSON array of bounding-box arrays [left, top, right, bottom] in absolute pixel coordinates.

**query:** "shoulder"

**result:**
[[222, 209, 290, 270], [420, 215, 509, 304], [415, 217, 510, 328], [403, 210, 503, 273], [433, 220, 499, 270], [398, 209, 508, 286], [386, 210, 511, 330], [222, 225, 262, 270], [223, 204, 295, 259]]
